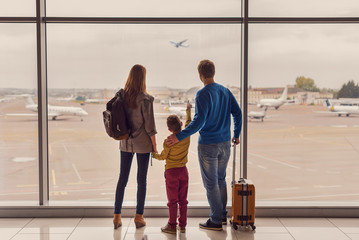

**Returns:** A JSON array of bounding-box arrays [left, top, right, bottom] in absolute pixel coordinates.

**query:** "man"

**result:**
[[166, 59, 242, 231]]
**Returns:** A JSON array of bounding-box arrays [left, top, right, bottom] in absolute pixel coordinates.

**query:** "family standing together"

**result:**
[[112, 60, 242, 233]]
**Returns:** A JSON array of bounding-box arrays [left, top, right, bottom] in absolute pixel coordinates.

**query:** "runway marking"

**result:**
[[249, 152, 300, 169], [257, 165, 267, 170], [62, 143, 69, 153], [12, 157, 36, 163], [275, 187, 299, 191], [331, 125, 348, 128], [49, 144, 52, 155], [16, 184, 38, 188], [51, 169, 57, 186], [314, 185, 341, 189], [72, 163, 83, 182]]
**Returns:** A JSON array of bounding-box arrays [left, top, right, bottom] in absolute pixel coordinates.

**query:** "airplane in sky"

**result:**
[[170, 39, 189, 48], [314, 99, 359, 117], [257, 86, 288, 110], [248, 107, 268, 122], [5, 97, 88, 121]]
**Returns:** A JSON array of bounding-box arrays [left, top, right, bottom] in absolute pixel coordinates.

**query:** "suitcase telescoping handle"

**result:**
[[231, 144, 242, 185], [232, 143, 242, 185]]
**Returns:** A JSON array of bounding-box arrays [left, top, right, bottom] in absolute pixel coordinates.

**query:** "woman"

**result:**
[[113, 64, 157, 229]]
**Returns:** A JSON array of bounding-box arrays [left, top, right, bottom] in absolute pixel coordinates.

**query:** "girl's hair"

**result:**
[[123, 64, 147, 108]]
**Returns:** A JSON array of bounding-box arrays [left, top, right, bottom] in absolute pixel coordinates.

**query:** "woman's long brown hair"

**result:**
[[123, 64, 147, 108]]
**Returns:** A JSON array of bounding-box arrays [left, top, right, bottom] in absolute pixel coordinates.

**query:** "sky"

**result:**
[[1, 1, 359, 90]]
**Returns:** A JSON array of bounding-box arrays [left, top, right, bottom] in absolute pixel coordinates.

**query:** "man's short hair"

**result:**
[[167, 115, 181, 133], [198, 59, 215, 79]]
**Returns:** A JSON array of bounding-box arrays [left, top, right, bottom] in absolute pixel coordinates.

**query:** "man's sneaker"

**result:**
[[161, 224, 177, 234], [199, 219, 223, 231], [222, 218, 227, 225], [178, 226, 186, 233]]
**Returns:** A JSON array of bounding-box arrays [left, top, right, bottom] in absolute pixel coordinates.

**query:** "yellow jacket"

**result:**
[[152, 108, 192, 170]]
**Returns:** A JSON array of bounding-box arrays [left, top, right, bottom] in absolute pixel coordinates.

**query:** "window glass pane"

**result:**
[[250, 0, 359, 17], [248, 24, 359, 202], [47, 24, 241, 203], [0, 1, 35, 17], [0, 24, 38, 204], [46, 0, 241, 17]]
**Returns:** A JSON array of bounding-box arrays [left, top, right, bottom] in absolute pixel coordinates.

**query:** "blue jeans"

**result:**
[[114, 151, 150, 214], [198, 141, 231, 225]]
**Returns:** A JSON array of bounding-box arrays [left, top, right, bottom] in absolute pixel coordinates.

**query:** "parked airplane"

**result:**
[[156, 100, 192, 119], [248, 107, 267, 122], [257, 86, 288, 110], [6, 97, 88, 121], [314, 99, 359, 117], [85, 98, 107, 104], [170, 39, 189, 48], [56, 94, 75, 102]]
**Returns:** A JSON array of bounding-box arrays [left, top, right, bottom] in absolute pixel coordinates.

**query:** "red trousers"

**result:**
[[165, 166, 189, 227]]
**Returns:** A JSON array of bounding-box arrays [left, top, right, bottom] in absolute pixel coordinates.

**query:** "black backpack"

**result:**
[[103, 90, 130, 140]]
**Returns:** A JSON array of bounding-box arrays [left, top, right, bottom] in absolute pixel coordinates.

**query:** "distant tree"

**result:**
[[337, 80, 359, 98], [295, 76, 319, 92]]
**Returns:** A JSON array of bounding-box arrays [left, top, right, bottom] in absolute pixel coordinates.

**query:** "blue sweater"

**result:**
[[176, 83, 242, 144]]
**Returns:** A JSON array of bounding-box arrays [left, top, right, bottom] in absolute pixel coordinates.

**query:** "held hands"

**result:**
[[232, 137, 240, 145], [166, 133, 179, 146], [152, 144, 158, 154]]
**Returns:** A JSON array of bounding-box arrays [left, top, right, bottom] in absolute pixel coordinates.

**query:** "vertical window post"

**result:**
[[240, 0, 248, 179], [36, 0, 49, 206]]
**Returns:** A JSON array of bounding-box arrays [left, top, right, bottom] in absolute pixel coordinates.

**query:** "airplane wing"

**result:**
[[169, 41, 177, 45], [179, 39, 188, 44]]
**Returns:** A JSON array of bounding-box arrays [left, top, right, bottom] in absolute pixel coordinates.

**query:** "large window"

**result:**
[[248, 24, 359, 201], [46, 24, 241, 202], [46, 0, 241, 17], [250, 0, 359, 17], [0, 24, 38, 203]]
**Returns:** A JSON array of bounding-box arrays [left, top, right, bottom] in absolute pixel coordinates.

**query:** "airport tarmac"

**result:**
[[0, 99, 359, 203]]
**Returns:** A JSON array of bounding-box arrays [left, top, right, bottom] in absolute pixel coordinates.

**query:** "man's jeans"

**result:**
[[198, 141, 231, 225]]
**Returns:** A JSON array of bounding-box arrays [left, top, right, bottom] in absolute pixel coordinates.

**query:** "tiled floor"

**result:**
[[1, 217, 359, 240]]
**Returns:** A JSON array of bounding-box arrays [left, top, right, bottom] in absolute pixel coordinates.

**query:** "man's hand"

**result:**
[[232, 137, 240, 145], [166, 133, 179, 146]]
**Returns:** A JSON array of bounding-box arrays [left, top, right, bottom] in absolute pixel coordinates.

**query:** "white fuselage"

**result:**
[[330, 105, 359, 115], [26, 104, 88, 117], [258, 99, 286, 109]]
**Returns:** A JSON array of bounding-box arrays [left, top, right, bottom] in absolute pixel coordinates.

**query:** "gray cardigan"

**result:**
[[119, 92, 157, 153]]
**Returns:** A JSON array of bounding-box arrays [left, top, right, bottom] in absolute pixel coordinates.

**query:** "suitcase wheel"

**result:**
[[250, 224, 256, 230], [232, 223, 238, 230]]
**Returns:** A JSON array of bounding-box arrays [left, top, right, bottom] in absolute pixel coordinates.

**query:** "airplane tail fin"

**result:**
[[26, 96, 35, 106], [279, 86, 288, 101], [325, 99, 332, 108], [168, 99, 172, 107]]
